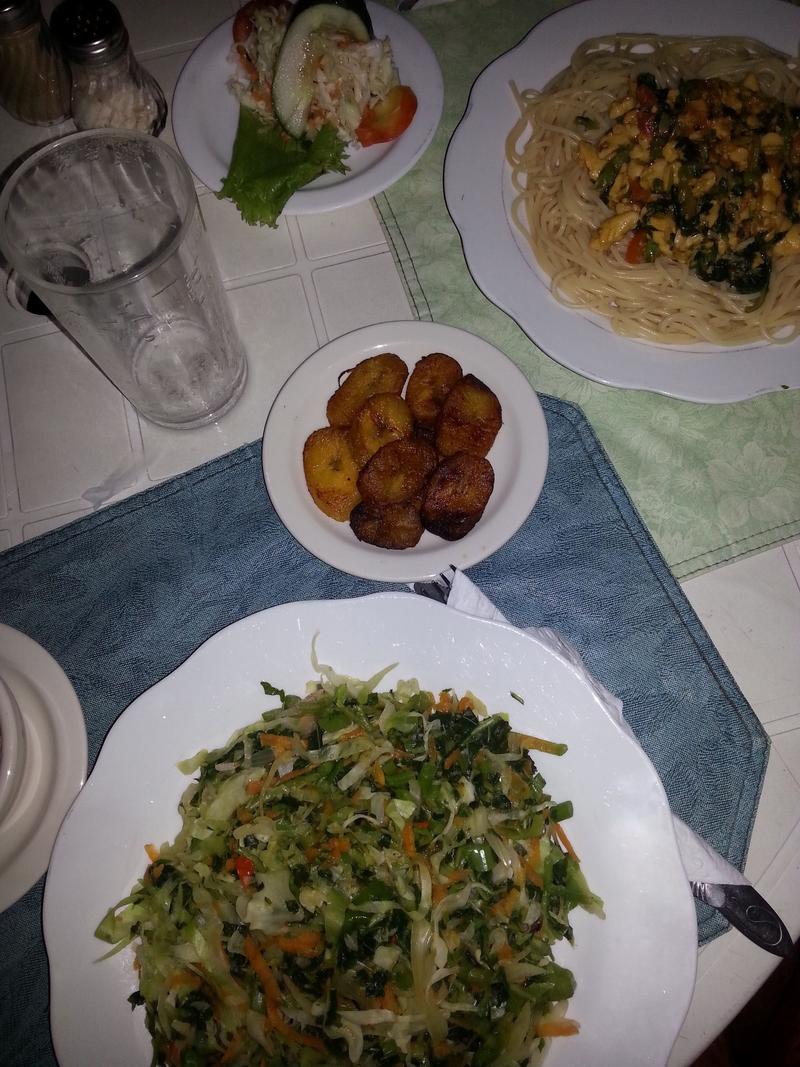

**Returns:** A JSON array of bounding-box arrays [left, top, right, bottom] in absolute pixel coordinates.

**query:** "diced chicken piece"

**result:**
[[589, 210, 640, 250], [760, 131, 783, 156], [691, 170, 717, 196], [609, 94, 635, 120], [774, 223, 800, 257], [762, 171, 781, 196], [577, 141, 604, 181]]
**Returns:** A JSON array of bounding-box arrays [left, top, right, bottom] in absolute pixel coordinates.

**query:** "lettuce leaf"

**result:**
[[218, 106, 349, 227]]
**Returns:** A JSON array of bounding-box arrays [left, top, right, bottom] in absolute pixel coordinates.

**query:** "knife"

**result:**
[[691, 881, 794, 957]]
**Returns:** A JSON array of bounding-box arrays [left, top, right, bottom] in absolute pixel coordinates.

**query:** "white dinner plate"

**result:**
[[261, 320, 549, 582], [0, 624, 87, 912], [45, 594, 697, 1067], [172, 3, 444, 211], [443, 0, 800, 403]]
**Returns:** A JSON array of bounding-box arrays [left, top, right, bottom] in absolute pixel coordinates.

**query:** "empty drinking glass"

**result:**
[[0, 130, 247, 428]]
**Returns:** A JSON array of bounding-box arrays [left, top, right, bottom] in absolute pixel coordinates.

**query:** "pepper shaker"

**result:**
[[50, 0, 166, 135], [0, 0, 71, 125]]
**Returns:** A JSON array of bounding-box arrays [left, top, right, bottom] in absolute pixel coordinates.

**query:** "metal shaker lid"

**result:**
[[50, 0, 128, 63], [0, 0, 40, 33]]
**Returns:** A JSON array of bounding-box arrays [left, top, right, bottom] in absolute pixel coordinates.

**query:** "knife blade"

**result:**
[[691, 881, 794, 957]]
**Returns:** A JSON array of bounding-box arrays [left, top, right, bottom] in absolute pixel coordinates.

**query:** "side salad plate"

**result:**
[[44, 594, 697, 1067], [172, 2, 443, 212]]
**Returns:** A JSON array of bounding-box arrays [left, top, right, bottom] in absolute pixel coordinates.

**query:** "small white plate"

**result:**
[[172, 3, 444, 210], [44, 594, 697, 1067], [443, 0, 800, 402], [0, 624, 87, 912], [261, 320, 549, 582]]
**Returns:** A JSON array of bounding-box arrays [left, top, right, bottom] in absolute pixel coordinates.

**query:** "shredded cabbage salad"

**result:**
[[96, 661, 603, 1066], [233, 5, 398, 143]]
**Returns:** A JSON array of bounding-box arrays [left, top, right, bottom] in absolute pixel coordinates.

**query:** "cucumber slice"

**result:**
[[273, 2, 372, 139], [289, 0, 373, 35]]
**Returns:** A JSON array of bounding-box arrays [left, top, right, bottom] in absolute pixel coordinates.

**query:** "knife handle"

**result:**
[[694, 882, 794, 958]]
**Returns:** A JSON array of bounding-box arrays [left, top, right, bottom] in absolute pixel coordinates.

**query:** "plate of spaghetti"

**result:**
[[443, 0, 800, 402]]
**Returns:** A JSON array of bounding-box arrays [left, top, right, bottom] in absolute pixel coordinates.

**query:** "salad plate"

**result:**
[[172, 3, 443, 212], [261, 320, 549, 583], [443, 0, 800, 402], [45, 593, 697, 1067]]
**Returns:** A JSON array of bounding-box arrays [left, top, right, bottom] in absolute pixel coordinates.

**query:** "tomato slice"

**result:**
[[235, 855, 256, 887], [356, 85, 418, 147], [625, 230, 648, 264]]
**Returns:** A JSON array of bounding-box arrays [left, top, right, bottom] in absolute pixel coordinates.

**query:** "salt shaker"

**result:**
[[50, 0, 166, 135], [0, 0, 71, 125]]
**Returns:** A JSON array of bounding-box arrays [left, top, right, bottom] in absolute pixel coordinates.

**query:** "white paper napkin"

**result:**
[[443, 569, 749, 889]]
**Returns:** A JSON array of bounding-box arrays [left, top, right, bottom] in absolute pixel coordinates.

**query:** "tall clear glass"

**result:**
[[0, 130, 247, 428]]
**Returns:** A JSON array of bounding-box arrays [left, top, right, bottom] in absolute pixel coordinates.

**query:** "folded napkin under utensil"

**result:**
[[414, 567, 792, 958]]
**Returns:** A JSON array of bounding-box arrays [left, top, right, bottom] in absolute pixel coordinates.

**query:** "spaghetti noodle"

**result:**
[[506, 35, 800, 345]]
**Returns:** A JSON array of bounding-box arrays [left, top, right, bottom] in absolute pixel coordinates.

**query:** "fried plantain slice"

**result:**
[[302, 427, 361, 521], [326, 353, 409, 428], [348, 393, 414, 468], [350, 501, 423, 549], [435, 373, 502, 458], [405, 352, 463, 430], [421, 452, 494, 540], [357, 438, 438, 506]]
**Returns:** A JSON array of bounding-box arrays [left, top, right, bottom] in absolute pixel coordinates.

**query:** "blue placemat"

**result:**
[[0, 395, 767, 1067]]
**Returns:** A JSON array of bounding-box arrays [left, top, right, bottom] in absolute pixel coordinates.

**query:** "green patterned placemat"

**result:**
[[377, 0, 800, 579]]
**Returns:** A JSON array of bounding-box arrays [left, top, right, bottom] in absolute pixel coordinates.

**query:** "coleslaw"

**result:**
[[96, 662, 602, 1066]]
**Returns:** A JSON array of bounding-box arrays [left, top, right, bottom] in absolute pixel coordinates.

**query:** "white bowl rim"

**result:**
[[0, 673, 26, 824]]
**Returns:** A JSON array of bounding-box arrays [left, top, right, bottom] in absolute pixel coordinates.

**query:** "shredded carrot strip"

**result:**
[[372, 763, 386, 787], [525, 838, 544, 888], [536, 1018, 580, 1037], [337, 726, 365, 742], [379, 984, 399, 1012], [243, 936, 326, 1052], [496, 941, 514, 961], [325, 836, 350, 860], [273, 764, 315, 786], [443, 749, 460, 770], [245, 778, 264, 796], [490, 887, 520, 917], [431, 883, 448, 905], [553, 821, 580, 862], [457, 696, 473, 712], [269, 930, 322, 957], [144, 843, 159, 863], [259, 732, 305, 752], [166, 969, 203, 992], [434, 690, 453, 711], [402, 821, 416, 857], [219, 1033, 244, 1064]]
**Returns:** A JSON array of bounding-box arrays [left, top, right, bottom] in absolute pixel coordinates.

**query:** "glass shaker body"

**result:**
[[0, 0, 71, 125], [68, 44, 167, 135], [50, 0, 166, 135]]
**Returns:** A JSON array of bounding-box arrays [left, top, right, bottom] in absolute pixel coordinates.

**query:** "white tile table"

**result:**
[[0, 2, 798, 1064]]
